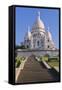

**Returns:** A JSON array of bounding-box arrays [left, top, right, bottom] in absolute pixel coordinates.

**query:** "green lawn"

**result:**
[[40, 56, 48, 62], [47, 61, 59, 67], [39, 56, 59, 68]]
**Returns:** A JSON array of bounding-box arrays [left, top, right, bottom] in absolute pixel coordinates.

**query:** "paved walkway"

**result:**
[[15, 57, 28, 81], [16, 55, 59, 83]]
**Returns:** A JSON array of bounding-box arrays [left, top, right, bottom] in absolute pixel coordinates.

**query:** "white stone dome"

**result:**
[[32, 12, 45, 32]]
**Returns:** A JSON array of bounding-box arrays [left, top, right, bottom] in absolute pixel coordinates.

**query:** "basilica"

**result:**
[[22, 12, 56, 50]]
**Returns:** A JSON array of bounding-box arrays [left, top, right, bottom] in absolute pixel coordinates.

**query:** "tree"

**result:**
[[44, 54, 50, 57], [16, 45, 26, 49], [20, 45, 26, 49], [27, 45, 29, 48]]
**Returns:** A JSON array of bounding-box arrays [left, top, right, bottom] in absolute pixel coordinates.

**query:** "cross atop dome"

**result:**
[[47, 26, 50, 31], [37, 11, 40, 19], [27, 26, 30, 32]]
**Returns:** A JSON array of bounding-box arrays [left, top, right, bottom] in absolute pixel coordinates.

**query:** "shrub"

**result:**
[[15, 56, 26, 68], [40, 56, 42, 61], [15, 56, 21, 68], [48, 57, 58, 62], [16, 59, 21, 68], [44, 54, 50, 58], [16, 45, 26, 49]]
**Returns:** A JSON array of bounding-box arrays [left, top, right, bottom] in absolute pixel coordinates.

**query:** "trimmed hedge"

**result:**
[[15, 56, 26, 68], [48, 57, 59, 61], [16, 59, 21, 68]]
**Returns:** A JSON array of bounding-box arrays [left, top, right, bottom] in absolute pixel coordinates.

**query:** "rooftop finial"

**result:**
[[27, 26, 31, 38], [28, 26, 30, 31], [48, 26, 50, 31], [37, 11, 40, 19], [27, 26, 31, 34]]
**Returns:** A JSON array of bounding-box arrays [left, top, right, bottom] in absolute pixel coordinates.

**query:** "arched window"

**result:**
[[48, 45, 50, 48], [48, 39, 49, 42], [37, 41, 40, 46]]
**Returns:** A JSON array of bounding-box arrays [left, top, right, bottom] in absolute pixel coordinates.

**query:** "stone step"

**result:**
[[16, 55, 59, 83]]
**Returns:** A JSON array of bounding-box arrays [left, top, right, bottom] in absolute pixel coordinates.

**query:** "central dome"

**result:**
[[32, 12, 45, 32]]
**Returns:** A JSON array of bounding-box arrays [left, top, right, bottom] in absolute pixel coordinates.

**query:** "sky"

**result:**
[[15, 7, 59, 49]]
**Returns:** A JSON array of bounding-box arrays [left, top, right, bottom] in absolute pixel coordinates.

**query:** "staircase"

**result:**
[[16, 55, 59, 83]]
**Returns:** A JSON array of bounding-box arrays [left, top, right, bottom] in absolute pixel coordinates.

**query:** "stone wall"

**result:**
[[16, 49, 59, 57]]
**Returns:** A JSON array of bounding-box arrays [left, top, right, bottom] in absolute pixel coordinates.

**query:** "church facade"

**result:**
[[22, 12, 56, 50]]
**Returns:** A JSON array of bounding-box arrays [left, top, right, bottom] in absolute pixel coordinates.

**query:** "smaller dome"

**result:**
[[27, 30, 31, 39], [46, 27, 52, 40], [47, 31, 52, 41]]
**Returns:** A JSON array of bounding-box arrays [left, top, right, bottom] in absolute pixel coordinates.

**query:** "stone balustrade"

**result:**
[[16, 49, 59, 57]]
